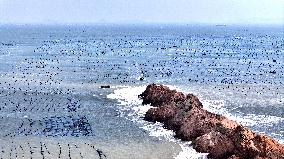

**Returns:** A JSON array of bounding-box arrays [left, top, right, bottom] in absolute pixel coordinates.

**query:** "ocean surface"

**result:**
[[0, 24, 283, 159]]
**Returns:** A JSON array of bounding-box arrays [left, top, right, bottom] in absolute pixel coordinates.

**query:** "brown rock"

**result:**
[[138, 84, 185, 106], [174, 108, 238, 141], [144, 104, 177, 122], [193, 131, 235, 159], [186, 93, 203, 109], [175, 108, 217, 140], [253, 134, 284, 158], [139, 84, 284, 159], [227, 155, 241, 159], [231, 125, 260, 158]]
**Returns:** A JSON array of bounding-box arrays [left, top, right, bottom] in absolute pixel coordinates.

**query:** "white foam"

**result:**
[[107, 85, 207, 159], [107, 84, 284, 158], [172, 86, 284, 145], [201, 98, 284, 145], [201, 99, 284, 127], [175, 142, 208, 159]]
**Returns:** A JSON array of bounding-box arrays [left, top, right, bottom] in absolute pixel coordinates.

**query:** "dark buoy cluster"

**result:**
[[4, 115, 93, 138], [1, 30, 283, 92]]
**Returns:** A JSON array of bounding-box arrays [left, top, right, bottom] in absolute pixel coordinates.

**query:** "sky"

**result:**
[[0, 0, 283, 25]]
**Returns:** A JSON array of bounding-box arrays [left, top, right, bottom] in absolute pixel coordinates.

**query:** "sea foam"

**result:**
[[107, 85, 207, 159]]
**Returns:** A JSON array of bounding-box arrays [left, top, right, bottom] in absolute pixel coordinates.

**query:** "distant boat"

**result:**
[[216, 24, 227, 27]]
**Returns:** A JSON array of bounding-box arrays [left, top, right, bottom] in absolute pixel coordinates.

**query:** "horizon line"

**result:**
[[0, 22, 283, 27]]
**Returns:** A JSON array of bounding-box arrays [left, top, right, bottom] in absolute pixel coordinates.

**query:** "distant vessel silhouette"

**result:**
[[216, 24, 227, 26]]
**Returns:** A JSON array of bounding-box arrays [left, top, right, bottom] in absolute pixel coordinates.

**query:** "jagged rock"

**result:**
[[144, 104, 177, 122], [230, 125, 284, 159], [138, 84, 185, 106], [139, 84, 284, 159], [193, 131, 235, 159]]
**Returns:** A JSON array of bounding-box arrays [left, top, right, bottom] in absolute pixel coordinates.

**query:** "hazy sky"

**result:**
[[0, 0, 283, 25]]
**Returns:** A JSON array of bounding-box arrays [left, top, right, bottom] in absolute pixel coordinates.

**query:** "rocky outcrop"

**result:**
[[139, 84, 284, 159]]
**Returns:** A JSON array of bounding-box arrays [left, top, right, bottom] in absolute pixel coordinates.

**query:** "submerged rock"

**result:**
[[139, 84, 284, 159]]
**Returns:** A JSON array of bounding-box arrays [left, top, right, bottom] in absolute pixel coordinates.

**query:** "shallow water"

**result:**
[[0, 24, 283, 158]]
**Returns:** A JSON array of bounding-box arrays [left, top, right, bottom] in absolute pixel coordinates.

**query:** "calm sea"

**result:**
[[0, 25, 283, 159]]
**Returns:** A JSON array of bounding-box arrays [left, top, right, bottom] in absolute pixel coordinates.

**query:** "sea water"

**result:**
[[0, 24, 283, 159]]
